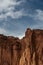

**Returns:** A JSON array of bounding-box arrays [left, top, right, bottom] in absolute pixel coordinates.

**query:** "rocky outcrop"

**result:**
[[0, 28, 43, 65]]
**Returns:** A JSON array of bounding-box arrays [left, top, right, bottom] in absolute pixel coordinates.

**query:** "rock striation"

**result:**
[[0, 28, 43, 65]]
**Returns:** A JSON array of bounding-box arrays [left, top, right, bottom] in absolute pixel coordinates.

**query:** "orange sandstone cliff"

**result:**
[[0, 28, 43, 65]]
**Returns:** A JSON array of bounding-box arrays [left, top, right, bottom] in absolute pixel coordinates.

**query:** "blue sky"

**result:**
[[0, 0, 43, 38]]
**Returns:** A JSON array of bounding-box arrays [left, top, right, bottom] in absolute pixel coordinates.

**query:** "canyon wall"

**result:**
[[0, 28, 43, 65]]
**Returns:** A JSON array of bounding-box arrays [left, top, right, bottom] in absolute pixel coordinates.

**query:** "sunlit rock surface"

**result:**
[[0, 28, 43, 65]]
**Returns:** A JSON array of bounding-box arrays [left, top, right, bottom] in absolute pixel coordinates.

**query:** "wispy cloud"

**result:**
[[29, 9, 43, 21], [0, 27, 6, 34], [0, 0, 43, 38], [28, 9, 43, 29], [0, 27, 25, 39], [0, 0, 24, 11], [34, 9, 43, 21], [0, 9, 26, 19], [0, 0, 26, 20]]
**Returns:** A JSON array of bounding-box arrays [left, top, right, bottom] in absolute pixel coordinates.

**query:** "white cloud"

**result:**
[[0, 28, 6, 34], [6, 9, 26, 19], [0, 0, 26, 19], [30, 23, 43, 29], [0, 27, 25, 39], [28, 9, 43, 29], [0, 0, 23, 12], [0, 9, 26, 19], [34, 9, 43, 21], [29, 9, 43, 21]]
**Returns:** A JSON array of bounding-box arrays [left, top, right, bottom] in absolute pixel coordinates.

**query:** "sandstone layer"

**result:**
[[0, 28, 43, 65]]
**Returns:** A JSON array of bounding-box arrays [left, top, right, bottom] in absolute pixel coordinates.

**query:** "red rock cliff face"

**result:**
[[0, 28, 43, 65]]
